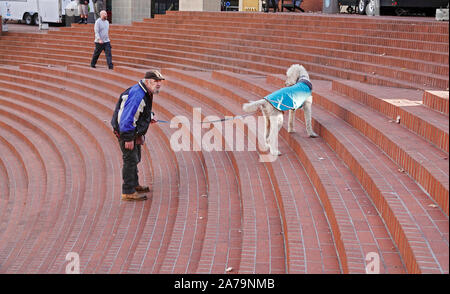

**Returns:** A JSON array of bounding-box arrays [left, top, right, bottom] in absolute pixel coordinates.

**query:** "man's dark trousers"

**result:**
[[119, 139, 141, 194], [91, 41, 113, 69]]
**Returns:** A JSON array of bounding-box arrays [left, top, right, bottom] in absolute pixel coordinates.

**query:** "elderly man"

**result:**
[[111, 70, 165, 201], [90, 10, 113, 69]]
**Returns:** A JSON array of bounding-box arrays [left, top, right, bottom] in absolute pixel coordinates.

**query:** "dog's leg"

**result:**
[[261, 103, 271, 150], [304, 96, 318, 138], [268, 112, 283, 156], [288, 109, 295, 133]]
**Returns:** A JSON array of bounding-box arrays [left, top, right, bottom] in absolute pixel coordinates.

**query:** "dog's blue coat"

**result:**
[[264, 79, 312, 111]]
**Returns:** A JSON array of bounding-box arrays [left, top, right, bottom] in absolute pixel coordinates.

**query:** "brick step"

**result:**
[[159, 12, 450, 33], [0, 64, 182, 274], [238, 71, 449, 211], [114, 66, 288, 273], [62, 65, 249, 273], [312, 82, 449, 216], [0, 143, 10, 217], [58, 23, 449, 54], [214, 70, 409, 273], [330, 80, 449, 154], [39, 29, 449, 89], [145, 16, 449, 34], [214, 70, 448, 273], [423, 90, 450, 116], [1, 65, 158, 273], [0, 114, 44, 268], [136, 18, 449, 43], [0, 66, 142, 273], [0, 136, 29, 241], [5, 31, 446, 78], [164, 67, 410, 273], [128, 22, 450, 57], [0, 74, 119, 274], [0, 91, 90, 273], [11, 28, 448, 64], [161, 71, 338, 273], [68, 63, 246, 273], [0, 48, 204, 73], [1, 36, 445, 91], [117, 66, 292, 273], [159, 94, 243, 273], [0, 115, 48, 273]]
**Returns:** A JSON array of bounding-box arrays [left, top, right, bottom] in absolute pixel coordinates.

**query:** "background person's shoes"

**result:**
[[122, 192, 147, 201], [135, 185, 150, 193]]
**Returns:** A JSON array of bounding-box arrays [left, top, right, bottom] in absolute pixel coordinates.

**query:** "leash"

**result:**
[[200, 112, 257, 124], [153, 112, 258, 124]]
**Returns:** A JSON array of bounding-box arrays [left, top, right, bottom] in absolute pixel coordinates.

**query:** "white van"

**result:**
[[0, 0, 93, 25]]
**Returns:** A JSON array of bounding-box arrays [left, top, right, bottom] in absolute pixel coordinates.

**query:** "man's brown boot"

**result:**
[[135, 185, 150, 193], [122, 192, 147, 201]]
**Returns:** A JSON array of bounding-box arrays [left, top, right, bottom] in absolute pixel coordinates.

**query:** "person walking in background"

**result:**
[[270, 0, 279, 12], [93, 0, 105, 21], [90, 10, 113, 69], [78, 0, 90, 24], [111, 70, 165, 201]]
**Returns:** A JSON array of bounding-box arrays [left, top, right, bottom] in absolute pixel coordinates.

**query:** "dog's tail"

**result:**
[[243, 99, 266, 113]]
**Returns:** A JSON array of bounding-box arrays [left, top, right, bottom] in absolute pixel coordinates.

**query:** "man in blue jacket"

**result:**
[[111, 70, 165, 201]]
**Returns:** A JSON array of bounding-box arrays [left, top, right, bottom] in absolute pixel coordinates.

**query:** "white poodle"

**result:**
[[242, 64, 318, 156]]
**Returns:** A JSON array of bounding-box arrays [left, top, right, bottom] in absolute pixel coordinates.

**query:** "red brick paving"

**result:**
[[0, 12, 448, 274]]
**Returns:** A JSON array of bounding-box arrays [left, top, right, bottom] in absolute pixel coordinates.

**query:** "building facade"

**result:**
[[109, 0, 323, 24]]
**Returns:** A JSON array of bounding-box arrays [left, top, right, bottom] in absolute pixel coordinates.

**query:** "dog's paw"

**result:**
[[288, 128, 295, 133], [271, 150, 282, 156]]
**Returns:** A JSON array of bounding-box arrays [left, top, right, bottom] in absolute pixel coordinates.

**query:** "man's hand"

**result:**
[[99, 39, 103, 44], [136, 135, 144, 145], [124, 140, 134, 150]]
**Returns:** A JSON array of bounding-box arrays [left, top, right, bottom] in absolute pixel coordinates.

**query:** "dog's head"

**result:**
[[285, 64, 310, 87]]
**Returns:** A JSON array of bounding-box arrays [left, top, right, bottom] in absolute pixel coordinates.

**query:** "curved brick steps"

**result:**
[[331, 80, 449, 154], [155, 12, 450, 35], [0, 64, 190, 274], [43, 26, 449, 90], [154, 93, 241, 274], [160, 67, 411, 274], [311, 82, 449, 216], [0, 122, 35, 264], [202, 69, 410, 273], [159, 74, 287, 274], [66, 65, 244, 274], [4, 14, 448, 90], [0, 66, 129, 274], [0, 64, 163, 271], [110, 65, 288, 273], [0, 136, 26, 235], [0, 97, 73, 273], [0, 74, 115, 273], [61, 24, 450, 65], [0, 11, 448, 274], [138, 18, 448, 44], [157, 68, 342, 273], [159, 83, 286, 274], [423, 91, 449, 116], [216, 71, 448, 273], [0, 146, 10, 216], [60, 65, 245, 274]]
